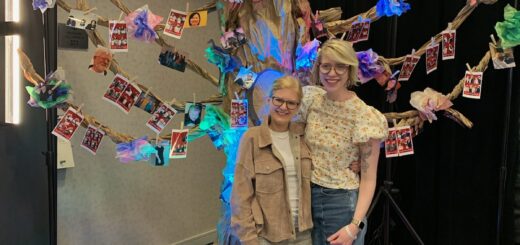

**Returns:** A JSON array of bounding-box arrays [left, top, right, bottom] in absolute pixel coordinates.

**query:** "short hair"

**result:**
[[270, 75, 303, 101], [311, 39, 359, 88]]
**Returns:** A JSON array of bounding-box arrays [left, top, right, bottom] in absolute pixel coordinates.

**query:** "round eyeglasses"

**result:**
[[318, 63, 349, 75], [271, 96, 300, 110]]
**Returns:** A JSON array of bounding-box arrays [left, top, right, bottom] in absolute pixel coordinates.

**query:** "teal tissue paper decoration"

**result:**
[[495, 4, 520, 49]]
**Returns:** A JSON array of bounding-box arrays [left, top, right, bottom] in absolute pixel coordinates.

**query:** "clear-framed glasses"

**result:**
[[271, 96, 300, 110], [318, 63, 349, 75]]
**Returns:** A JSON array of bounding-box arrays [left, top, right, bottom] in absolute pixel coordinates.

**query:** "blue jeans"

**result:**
[[311, 184, 367, 245]]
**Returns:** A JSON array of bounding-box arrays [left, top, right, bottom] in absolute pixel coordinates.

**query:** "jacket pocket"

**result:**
[[255, 160, 284, 194]]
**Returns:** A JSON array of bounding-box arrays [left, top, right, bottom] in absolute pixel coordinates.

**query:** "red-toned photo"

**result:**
[[346, 21, 363, 43], [146, 103, 177, 133], [109, 20, 128, 52], [358, 20, 371, 42], [398, 55, 420, 81], [163, 9, 187, 39], [231, 99, 248, 128], [169, 129, 189, 159], [103, 74, 129, 103], [442, 30, 456, 60], [81, 125, 105, 155], [462, 71, 483, 99], [397, 126, 414, 156], [52, 107, 84, 142], [385, 128, 399, 158], [116, 82, 141, 114], [426, 43, 439, 74]]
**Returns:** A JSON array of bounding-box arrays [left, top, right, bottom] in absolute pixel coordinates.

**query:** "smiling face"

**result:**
[[318, 54, 350, 94], [92, 52, 111, 73], [269, 88, 300, 127], [189, 13, 200, 26]]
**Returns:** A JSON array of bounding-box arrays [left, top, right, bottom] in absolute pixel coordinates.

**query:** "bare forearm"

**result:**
[[353, 140, 380, 221]]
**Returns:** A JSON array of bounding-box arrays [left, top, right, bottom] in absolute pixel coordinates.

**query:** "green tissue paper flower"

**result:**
[[495, 4, 520, 48]]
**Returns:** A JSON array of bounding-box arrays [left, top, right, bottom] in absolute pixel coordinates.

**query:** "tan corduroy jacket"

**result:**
[[231, 121, 313, 245]]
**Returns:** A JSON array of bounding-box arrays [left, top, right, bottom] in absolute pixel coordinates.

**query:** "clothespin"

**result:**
[[186, 2, 190, 13], [392, 119, 398, 128], [466, 63, 473, 72], [490, 34, 497, 46], [411, 49, 416, 56], [50, 80, 64, 92], [193, 93, 196, 104], [430, 37, 436, 46], [76, 103, 85, 113], [156, 133, 160, 145], [144, 87, 152, 96], [234, 91, 240, 100], [180, 121, 184, 130], [447, 22, 453, 31], [169, 98, 177, 106], [340, 31, 347, 40]]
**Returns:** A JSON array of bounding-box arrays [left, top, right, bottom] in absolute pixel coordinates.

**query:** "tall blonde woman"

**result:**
[[232, 76, 313, 245], [298, 39, 388, 245]]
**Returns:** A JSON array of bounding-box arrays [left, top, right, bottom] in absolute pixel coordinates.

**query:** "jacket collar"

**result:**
[[258, 117, 305, 148]]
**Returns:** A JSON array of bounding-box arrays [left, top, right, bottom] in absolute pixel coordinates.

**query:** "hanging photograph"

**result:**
[[158, 46, 187, 72], [116, 82, 142, 114], [146, 103, 177, 133], [184, 103, 203, 127], [66, 9, 97, 30], [164, 9, 187, 39], [52, 107, 84, 142], [397, 126, 414, 156], [149, 140, 171, 166], [81, 125, 105, 155], [103, 74, 142, 114], [398, 54, 420, 81], [462, 71, 483, 99], [88, 46, 112, 76], [358, 20, 371, 42], [170, 129, 189, 159], [426, 43, 440, 74], [346, 21, 363, 43], [184, 10, 208, 28], [220, 28, 248, 50], [109, 20, 128, 52], [135, 93, 162, 114], [385, 128, 399, 158], [231, 99, 248, 128], [489, 42, 516, 69], [441, 30, 456, 60], [234, 66, 258, 89]]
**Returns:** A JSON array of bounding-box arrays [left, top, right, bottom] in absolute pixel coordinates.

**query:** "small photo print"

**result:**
[[88, 46, 112, 76], [109, 20, 128, 52], [231, 99, 248, 128], [135, 93, 162, 114], [397, 126, 414, 156], [311, 19, 327, 39], [346, 21, 363, 43], [462, 71, 483, 99], [184, 103, 203, 127], [81, 125, 105, 155], [158, 46, 187, 72], [146, 103, 177, 133], [149, 140, 170, 166], [426, 43, 439, 74], [66, 9, 97, 30], [103, 74, 129, 103], [220, 28, 248, 50], [398, 55, 420, 81], [490, 43, 516, 69], [441, 30, 456, 60], [184, 10, 208, 28], [52, 107, 84, 142], [116, 82, 142, 114], [170, 129, 189, 159], [234, 66, 258, 89], [385, 128, 399, 158], [358, 20, 371, 42], [164, 9, 187, 39]]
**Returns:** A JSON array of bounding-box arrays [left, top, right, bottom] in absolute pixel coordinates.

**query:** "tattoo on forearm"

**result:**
[[360, 143, 372, 174]]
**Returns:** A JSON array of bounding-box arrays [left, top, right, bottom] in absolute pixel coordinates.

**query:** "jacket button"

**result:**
[[296, 157, 299, 160]]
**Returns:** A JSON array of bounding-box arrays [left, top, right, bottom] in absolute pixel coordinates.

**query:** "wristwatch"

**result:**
[[351, 218, 365, 229]]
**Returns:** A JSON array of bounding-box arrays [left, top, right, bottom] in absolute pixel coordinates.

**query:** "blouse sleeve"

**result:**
[[353, 105, 389, 144], [295, 85, 326, 123]]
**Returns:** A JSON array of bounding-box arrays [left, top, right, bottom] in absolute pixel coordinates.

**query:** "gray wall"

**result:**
[[57, 1, 225, 244]]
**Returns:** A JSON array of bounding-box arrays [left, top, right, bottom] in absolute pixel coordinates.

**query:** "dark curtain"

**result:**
[[308, 1, 519, 244]]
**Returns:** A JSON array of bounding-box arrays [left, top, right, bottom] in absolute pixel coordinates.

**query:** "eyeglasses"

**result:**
[[271, 96, 300, 110], [318, 63, 350, 75]]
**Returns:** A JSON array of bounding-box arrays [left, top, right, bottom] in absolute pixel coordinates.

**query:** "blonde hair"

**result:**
[[311, 39, 359, 88], [269, 75, 303, 101]]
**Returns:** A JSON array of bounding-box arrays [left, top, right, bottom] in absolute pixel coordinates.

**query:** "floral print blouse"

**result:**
[[297, 86, 388, 189]]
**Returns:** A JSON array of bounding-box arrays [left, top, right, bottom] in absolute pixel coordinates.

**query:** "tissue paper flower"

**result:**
[[495, 4, 520, 49], [409, 88, 453, 123], [25, 68, 71, 109], [376, 0, 411, 17], [33, 0, 56, 13], [357, 49, 385, 84], [125, 5, 163, 43], [295, 39, 320, 71], [116, 136, 157, 163]]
